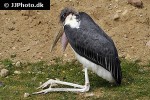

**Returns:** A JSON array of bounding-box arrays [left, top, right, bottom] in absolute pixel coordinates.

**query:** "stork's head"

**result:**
[[60, 7, 79, 24], [51, 7, 79, 52], [60, 8, 80, 29]]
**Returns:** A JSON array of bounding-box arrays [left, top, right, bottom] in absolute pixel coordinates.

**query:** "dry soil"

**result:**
[[0, 0, 150, 64]]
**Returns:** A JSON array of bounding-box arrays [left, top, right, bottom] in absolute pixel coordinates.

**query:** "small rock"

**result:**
[[124, 34, 127, 38], [146, 41, 150, 49], [122, 9, 128, 16], [139, 69, 144, 73], [125, 54, 131, 59], [39, 82, 42, 85], [0, 69, 9, 77], [64, 53, 67, 57], [114, 5, 118, 9], [24, 93, 30, 98], [139, 14, 143, 17], [116, 10, 122, 13], [22, 46, 30, 52], [84, 93, 94, 97], [8, 27, 15, 31], [15, 61, 21, 67], [14, 71, 21, 74], [10, 53, 16, 58], [12, 47, 16, 50], [127, 0, 143, 8], [113, 13, 120, 20]]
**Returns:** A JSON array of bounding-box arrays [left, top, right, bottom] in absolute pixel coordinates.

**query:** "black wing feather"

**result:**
[[64, 12, 122, 84]]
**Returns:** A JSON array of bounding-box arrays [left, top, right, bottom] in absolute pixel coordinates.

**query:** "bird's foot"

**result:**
[[36, 79, 56, 89], [33, 79, 90, 94]]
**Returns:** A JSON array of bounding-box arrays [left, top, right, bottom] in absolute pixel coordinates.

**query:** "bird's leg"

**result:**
[[33, 68, 90, 94], [37, 79, 85, 89], [84, 67, 90, 90]]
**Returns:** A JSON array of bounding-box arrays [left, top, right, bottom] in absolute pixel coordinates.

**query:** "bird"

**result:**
[[33, 7, 122, 94]]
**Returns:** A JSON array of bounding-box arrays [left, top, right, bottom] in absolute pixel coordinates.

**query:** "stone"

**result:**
[[116, 10, 122, 13], [14, 71, 21, 74], [127, 0, 143, 8], [0, 69, 9, 77], [39, 82, 42, 85], [10, 53, 16, 58], [15, 61, 21, 67], [125, 54, 131, 60], [24, 93, 30, 98], [85, 93, 94, 97], [122, 9, 128, 16], [146, 41, 150, 49], [22, 46, 30, 52], [64, 53, 67, 57], [113, 13, 120, 20]]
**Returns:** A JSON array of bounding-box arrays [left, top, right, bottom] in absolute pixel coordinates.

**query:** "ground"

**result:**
[[0, 0, 150, 99], [0, 0, 150, 64]]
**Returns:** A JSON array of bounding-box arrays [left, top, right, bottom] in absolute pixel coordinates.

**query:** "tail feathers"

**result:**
[[114, 59, 122, 85]]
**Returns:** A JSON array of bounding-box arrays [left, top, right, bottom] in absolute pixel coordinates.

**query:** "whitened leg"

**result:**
[[33, 68, 90, 94]]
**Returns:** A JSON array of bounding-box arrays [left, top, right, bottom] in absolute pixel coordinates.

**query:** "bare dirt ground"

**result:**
[[0, 0, 150, 64]]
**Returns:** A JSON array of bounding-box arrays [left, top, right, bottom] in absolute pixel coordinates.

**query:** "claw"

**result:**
[[37, 84, 46, 89], [32, 91, 43, 95], [33, 78, 89, 94], [33, 87, 53, 95], [37, 79, 54, 89], [32, 90, 47, 94]]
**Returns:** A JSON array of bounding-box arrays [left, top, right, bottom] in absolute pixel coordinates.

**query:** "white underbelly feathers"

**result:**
[[74, 52, 115, 83]]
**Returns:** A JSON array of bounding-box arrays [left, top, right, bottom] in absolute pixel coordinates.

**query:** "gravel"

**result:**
[[146, 41, 150, 49], [113, 13, 120, 20], [15, 61, 21, 67], [0, 69, 9, 77], [24, 93, 30, 98], [14, 70, 21, 74], [127, 0, 143, 8]]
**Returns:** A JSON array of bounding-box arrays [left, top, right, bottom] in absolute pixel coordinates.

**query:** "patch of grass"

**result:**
[[1, 59, 13, 68], [0, 58, 150, 100]]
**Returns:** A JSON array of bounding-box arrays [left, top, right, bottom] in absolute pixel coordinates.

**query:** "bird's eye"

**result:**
[[76, 14, 79, 19], [63, 13, 67, 18]]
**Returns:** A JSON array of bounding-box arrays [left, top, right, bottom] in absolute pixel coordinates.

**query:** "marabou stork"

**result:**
[[33, 7, 122, 94]]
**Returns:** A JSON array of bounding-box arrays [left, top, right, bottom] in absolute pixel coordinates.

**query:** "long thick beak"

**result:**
[[50, 27, 68, 52]]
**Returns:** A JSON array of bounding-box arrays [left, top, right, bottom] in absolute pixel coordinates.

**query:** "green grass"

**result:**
[[0, 58, 150, 100]]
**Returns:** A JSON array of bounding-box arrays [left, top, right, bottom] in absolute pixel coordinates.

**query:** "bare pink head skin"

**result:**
[[50, 28, 68, 52], [61, 32, 68, 52], [60, 8, 78, 51], [51, 8, 77, 52]]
